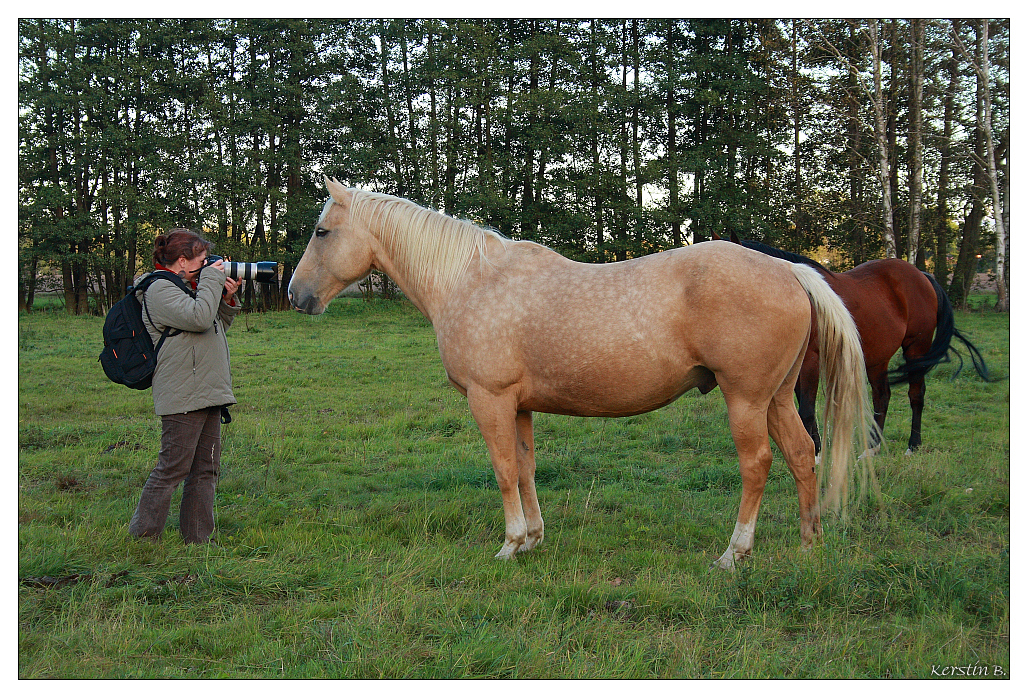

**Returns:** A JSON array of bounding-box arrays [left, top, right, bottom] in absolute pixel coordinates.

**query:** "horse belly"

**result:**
[[520, 339, 713, 417]]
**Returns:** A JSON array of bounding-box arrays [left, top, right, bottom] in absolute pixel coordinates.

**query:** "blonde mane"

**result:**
[[347, 190, 506, 298]]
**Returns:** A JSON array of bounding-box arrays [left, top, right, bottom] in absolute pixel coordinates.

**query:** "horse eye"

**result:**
[[315, 227, 330, 238]]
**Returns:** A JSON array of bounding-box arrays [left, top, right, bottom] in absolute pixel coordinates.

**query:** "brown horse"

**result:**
[[289, 179, 874, 569], [718, 235, 990, 456]]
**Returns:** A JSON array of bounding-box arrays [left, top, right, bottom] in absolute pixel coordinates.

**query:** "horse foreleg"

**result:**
[[714, 398, 774, 570], [515, 410, 544, 552], [768, 389, 821, 551], [468, 388, 527, 560], [906, 373, 926, 454]]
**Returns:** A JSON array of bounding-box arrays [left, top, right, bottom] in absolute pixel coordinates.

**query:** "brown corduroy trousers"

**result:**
[[129, 406, 222, 544]]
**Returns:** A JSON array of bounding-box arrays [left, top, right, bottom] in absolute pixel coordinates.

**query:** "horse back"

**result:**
[[833, 259, 939, 365], [435, 241, 812, 417]]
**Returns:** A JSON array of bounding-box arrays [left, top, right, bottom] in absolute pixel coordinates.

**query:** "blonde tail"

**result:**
[[790, 264, 879, 516]]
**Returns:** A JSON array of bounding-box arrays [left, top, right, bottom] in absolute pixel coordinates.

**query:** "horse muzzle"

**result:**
[[287, 284, 323, 315]]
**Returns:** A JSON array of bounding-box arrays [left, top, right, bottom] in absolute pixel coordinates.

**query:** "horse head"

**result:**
[[710, 230, 742, 244], [288, 177, 375, 315]]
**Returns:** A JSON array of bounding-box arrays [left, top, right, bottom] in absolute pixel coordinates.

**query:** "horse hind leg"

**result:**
[[714, 396, 774, 570], [515, 410, 544, 552], [865, 365, 891, 457], [768, 386, 821, 552], [795, 354, 822, 464], [905, 371, 927, 454]]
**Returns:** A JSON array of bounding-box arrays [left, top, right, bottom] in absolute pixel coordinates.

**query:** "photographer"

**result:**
[[128, 228, 241, 545]]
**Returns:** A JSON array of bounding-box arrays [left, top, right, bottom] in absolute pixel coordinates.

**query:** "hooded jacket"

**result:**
[[137, 265, 239, 416]]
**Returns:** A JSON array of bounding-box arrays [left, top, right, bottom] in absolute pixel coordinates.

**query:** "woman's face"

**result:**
[[173, 251, 208, 283]]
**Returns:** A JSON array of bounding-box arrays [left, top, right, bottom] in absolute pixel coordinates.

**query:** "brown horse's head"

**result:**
[[288, 177, 375, 315]]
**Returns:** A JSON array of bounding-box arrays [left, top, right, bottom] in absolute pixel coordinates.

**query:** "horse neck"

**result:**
[[364, 236, 446, 319], [356, 194, 488, 320]]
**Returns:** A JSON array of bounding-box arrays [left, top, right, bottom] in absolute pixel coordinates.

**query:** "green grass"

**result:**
[[18, 297, 1009, 678]]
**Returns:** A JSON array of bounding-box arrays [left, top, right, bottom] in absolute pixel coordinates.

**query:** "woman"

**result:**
[[128, 228, 242, 544]]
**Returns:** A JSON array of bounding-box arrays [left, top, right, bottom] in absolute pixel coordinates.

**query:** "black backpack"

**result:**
[[99, 271, 194, 390]]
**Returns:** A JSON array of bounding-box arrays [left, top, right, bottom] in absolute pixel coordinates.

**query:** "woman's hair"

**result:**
[[153, 228, 213, 268]]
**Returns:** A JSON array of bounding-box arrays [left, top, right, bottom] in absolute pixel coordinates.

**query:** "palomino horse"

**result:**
[[289, 179, 873, 569], [715, 234, 990, 456]]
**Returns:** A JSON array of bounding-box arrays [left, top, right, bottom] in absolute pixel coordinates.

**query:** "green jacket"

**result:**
[[137, 267, 239, 416]]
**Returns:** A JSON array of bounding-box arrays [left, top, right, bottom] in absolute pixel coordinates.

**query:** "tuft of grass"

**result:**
[[18, 296, 1008, 678]]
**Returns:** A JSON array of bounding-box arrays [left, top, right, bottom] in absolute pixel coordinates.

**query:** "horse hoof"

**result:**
[[904, 448, 913, 456], [858, 445, 880, 460], [517, 534, 543, 553], [494, 542, 519, 560], [710, 554, 736, 571], [814, 453, 822, 466]]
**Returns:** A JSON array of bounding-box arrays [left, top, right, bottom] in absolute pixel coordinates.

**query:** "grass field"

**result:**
[[18, 296, 1009, 679]]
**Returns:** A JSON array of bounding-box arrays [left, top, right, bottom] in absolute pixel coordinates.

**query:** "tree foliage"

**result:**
[[18, 18, 1009, 314]]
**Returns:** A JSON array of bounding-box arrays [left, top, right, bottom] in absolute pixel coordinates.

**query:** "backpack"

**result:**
[[99, 271, 194, 390]]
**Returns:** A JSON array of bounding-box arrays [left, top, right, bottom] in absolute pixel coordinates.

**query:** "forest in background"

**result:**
[[17, 19, 1009, 314]]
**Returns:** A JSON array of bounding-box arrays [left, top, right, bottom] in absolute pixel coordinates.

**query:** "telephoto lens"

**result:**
[[204, 256, 278, 283], [224, 261, 278, 283]]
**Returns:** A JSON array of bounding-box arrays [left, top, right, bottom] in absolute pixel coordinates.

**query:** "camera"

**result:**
[[204, 255, 278, 283]]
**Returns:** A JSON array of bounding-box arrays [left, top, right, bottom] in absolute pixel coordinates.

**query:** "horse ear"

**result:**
[[730, 231, 741, 244], [324, 176, 352, 206], [711, 231, 722, 240]]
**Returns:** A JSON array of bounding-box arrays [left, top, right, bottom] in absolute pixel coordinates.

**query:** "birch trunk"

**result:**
[[870, 21, 897, 258], [907, 19, 924, 267], [979, 20, 1008, 310]]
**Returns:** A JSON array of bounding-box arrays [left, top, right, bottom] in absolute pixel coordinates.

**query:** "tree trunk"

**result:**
[[666, 21, 682, 247], [616, 20, 630, 261], [379, 20, 406, 197], [399, 20, 423, 201], [521, 20, 539, 238], [846, 24, 866, 263], [791, 20, 803, 235], [907, 19, 924, 268], [978, 20, 1008, 311], [75, 241, 90, 315], [934, 21, 960, 283], [590, 20, 603, 253], [62, 260, 76, 314], [631, 20, 643, 252], [886, 20, 902, 259], [443, 71, 457, 213], [427, 26, 440, 209], [28, 254, 38, 309], [24, 253, 39, 312], [949, 23, 986, 308], [534, 21, 560, 222], [869, 20, 897, 257], [724, 22, 738, 237]]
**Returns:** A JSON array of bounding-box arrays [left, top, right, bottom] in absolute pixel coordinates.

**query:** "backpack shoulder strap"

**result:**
[[135, 271, 195, 340], [133, 270, 195, 297]]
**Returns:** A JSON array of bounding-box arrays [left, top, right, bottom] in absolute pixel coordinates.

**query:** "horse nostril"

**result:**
[[289, 293, 319, 314]]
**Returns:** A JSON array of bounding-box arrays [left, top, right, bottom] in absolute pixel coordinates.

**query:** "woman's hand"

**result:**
[[209, 259, 240, 301], [223, 276, 241, 300]]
